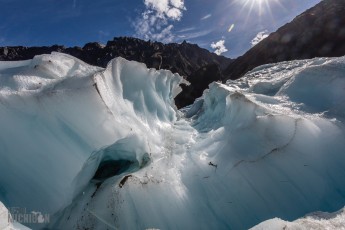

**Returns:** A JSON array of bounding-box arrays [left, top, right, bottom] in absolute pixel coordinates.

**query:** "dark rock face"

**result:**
[[0, 37, 232, 108], [103, 38, 232, 77], [0, 45, 66, 61], [0, 37, 231, 79], [175, 64, 222, 109], [224, 0, 345, 81]]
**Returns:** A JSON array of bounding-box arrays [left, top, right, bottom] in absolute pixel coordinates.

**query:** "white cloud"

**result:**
[[167, 8, 183, 20], [170, 0, 184, 9], [211, 40, 228, 55], [251, 30, 269, 47], [152, 25, 174, 41], [178, 29, 213, 40], [201, 14, 212, 20], [133, 0, 186, 42], [177, 27, 196, 33], [144, 0, 169, 18]]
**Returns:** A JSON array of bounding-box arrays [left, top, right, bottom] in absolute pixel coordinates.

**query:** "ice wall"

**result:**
[[0, 53, 185, 229]]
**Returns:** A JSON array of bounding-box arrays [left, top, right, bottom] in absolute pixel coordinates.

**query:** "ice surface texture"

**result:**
[[0, 53, 184, 229], [0, 53, 345, 229], [252, 207, 345, 230], [0, 201, 30, 230]]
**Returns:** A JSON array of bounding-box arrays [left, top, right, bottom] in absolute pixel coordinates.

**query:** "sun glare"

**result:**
[[234, 0, 283, 24], [242, 0, 272, 14]]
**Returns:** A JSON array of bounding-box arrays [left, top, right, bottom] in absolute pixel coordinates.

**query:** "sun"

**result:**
[[251, 0, 265, 4], [241, 0, 272, 14], [234, 0, 283, 23]]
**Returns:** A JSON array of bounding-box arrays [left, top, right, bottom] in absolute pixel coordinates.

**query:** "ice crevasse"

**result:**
[[0, 52, 345, 229]]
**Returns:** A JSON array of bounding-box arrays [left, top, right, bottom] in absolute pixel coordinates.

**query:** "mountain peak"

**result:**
[[224, 0, 345, 80]]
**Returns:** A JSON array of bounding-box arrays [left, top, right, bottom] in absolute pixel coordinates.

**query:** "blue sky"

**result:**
[[0, 0, 320, 58]]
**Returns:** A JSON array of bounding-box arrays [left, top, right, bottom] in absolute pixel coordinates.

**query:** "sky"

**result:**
[[0, 0, 321, 58]]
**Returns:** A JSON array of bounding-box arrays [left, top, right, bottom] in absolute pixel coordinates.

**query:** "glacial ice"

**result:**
[[0, 201, 30, 230], [251, 207, 345, 230], [0, 53, 345, 229]]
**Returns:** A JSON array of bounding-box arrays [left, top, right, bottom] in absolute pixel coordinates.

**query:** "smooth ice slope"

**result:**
[[252, 207, 345, 230], [0, 54, 345, 229]]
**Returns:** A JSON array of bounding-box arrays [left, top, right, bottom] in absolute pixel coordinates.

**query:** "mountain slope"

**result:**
[[224, 0, 345, 80]]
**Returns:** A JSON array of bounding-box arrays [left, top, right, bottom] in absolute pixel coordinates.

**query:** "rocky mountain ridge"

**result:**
[[0, 37, 231, 78], [224, 0, 345, 80]]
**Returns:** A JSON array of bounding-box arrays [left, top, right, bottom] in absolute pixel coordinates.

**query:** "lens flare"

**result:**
[[228, 24, 235, 32]]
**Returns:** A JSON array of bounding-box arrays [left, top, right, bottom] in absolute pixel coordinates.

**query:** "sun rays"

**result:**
[[233, 0, 284, 25]]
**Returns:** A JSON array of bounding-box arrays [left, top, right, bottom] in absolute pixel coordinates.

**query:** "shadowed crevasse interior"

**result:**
[[92, 159, 134, 182]]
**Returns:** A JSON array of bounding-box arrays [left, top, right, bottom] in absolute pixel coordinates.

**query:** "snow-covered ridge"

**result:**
[[0, 53, 345, 229]]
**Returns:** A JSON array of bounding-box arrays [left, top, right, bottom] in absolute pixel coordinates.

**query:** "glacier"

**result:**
[[0, 53, 345, 229], [251, 207, 345, 229]]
